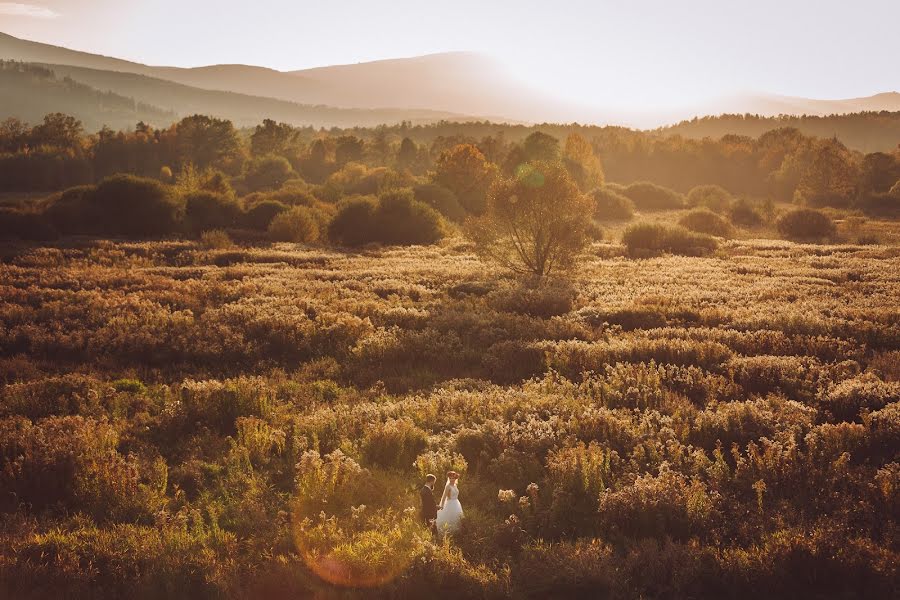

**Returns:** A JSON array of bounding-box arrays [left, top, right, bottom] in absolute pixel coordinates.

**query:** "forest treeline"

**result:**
[[1, 109, 899, 243], [658, 111, 900, 154]]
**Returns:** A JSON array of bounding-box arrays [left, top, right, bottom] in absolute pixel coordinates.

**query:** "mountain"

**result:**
[[706, 91, 900, 118], [0, 62, 175, 131], [0, 31, 563, 123], [10, 62, 465, 129], [2, 31, 899, 129]]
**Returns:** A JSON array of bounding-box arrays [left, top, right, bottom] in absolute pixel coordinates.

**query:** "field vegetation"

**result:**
[[0, 112, 898, 598]]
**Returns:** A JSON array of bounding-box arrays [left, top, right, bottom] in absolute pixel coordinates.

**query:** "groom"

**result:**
[[420, 474, 439, 533]]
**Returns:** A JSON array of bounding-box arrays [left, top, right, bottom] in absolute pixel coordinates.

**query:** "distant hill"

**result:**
[[709, 92, 900, 119], [0, 62, 175, 131], [20, 62, 467, 129], [2, 30, 900, 132], [657, 111, 900, 153], [0, 32, 563, 123]]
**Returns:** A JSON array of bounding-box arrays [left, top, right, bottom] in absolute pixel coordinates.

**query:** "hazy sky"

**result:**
[[2, 0, 898, 109]]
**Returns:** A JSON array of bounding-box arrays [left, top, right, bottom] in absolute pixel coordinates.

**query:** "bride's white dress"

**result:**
[[436, 482, 463, 534]]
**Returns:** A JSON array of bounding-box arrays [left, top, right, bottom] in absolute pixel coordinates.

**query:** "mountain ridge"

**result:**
[[2, 31, 900, 128]]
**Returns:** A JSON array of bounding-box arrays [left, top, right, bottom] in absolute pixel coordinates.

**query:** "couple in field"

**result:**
[[420, 471, 463, 535]]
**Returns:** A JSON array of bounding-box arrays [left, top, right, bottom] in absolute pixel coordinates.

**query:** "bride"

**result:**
[[435, 471, 463, 535]]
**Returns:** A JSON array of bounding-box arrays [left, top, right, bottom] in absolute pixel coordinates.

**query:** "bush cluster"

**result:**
[[620, 181, 685, 211], [622, 222, 719, 256], [678, 208, 733, 237], [329, 189, 445, 246], [776, 208, 836, 241]]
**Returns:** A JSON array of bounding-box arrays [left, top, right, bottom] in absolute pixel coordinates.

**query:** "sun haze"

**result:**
[[2, 0, 898, 114]]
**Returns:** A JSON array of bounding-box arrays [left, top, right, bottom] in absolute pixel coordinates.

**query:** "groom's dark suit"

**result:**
[[420, 484, 438, 527]]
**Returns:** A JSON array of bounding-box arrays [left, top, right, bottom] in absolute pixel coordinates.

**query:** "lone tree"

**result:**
[[467, 161, 593, 277]]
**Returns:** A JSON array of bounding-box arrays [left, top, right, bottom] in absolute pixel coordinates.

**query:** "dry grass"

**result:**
[[0, 224, 898, 598]]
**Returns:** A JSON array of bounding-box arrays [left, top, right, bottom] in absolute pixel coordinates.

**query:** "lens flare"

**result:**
[[291, 503, 424, 588], [515, 163, 545, 188]]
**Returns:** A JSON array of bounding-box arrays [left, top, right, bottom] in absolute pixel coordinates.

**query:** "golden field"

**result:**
[[0, 215, 898, 598]]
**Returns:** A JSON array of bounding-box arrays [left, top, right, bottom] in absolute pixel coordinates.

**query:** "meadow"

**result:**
[[1, 207, 898, 598]]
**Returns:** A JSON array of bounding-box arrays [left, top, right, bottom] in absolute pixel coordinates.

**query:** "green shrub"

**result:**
[[621, 181, 684, 211], [361, 418, 428, 470], [47, 175, 181, 237], [622, 222, 718, 256], [328, 191, 445, 247], [373, 189, 445, 246], [776, 208, 836, 241], [413, 183, 467, 222], [686, 184, 733, 212], [328, 196, 378, 246], [242, 198, 289, 230], [267, 206, 320, 243], [243, 154, 296, 192], [729, 197, 764, 227], [678, 208, 733, 237], [184, 191, 240, 234], [591, 186, 635, 220]]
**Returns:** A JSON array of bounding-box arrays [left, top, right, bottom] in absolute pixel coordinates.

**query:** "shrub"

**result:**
[[199, 229, 233, 249], [243, 154, 296, 192], [686, 184, 733, 212], [0, 207, 57, 240], [545, 443, 620, 536], [678, 209, 733, 237], [0, 416, 165, 521], [242, 198, 289, 230], [597, 466, 718, 542], [48, 175, 182, 237], [414, 449, 468, 480], [855, 191, 900, 218], [622, 222, 718, 256], [468, 161, 593, 276], [177, 377, 274, 435], [728, 197, 765, 227], [267, 206, 320, 243], [690, 400, 779, 449], [591, 186, 635, 220], [820, 374, 899, 422], [328, 191, 444, 247], [373, 189, 445, 246], [487, 280, 576, 318], [93, 175, 183, 237], [183, 191, 240, 234], [43, 184, 101, 234], [328, 196, 377, 246], [361, 418, 428, 470], [413, 183, 467, 222], [776, 208, 836, 241], [262, 188, 319, 207], [482, 340, 546, 384], [621, 181, 684, 211]]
